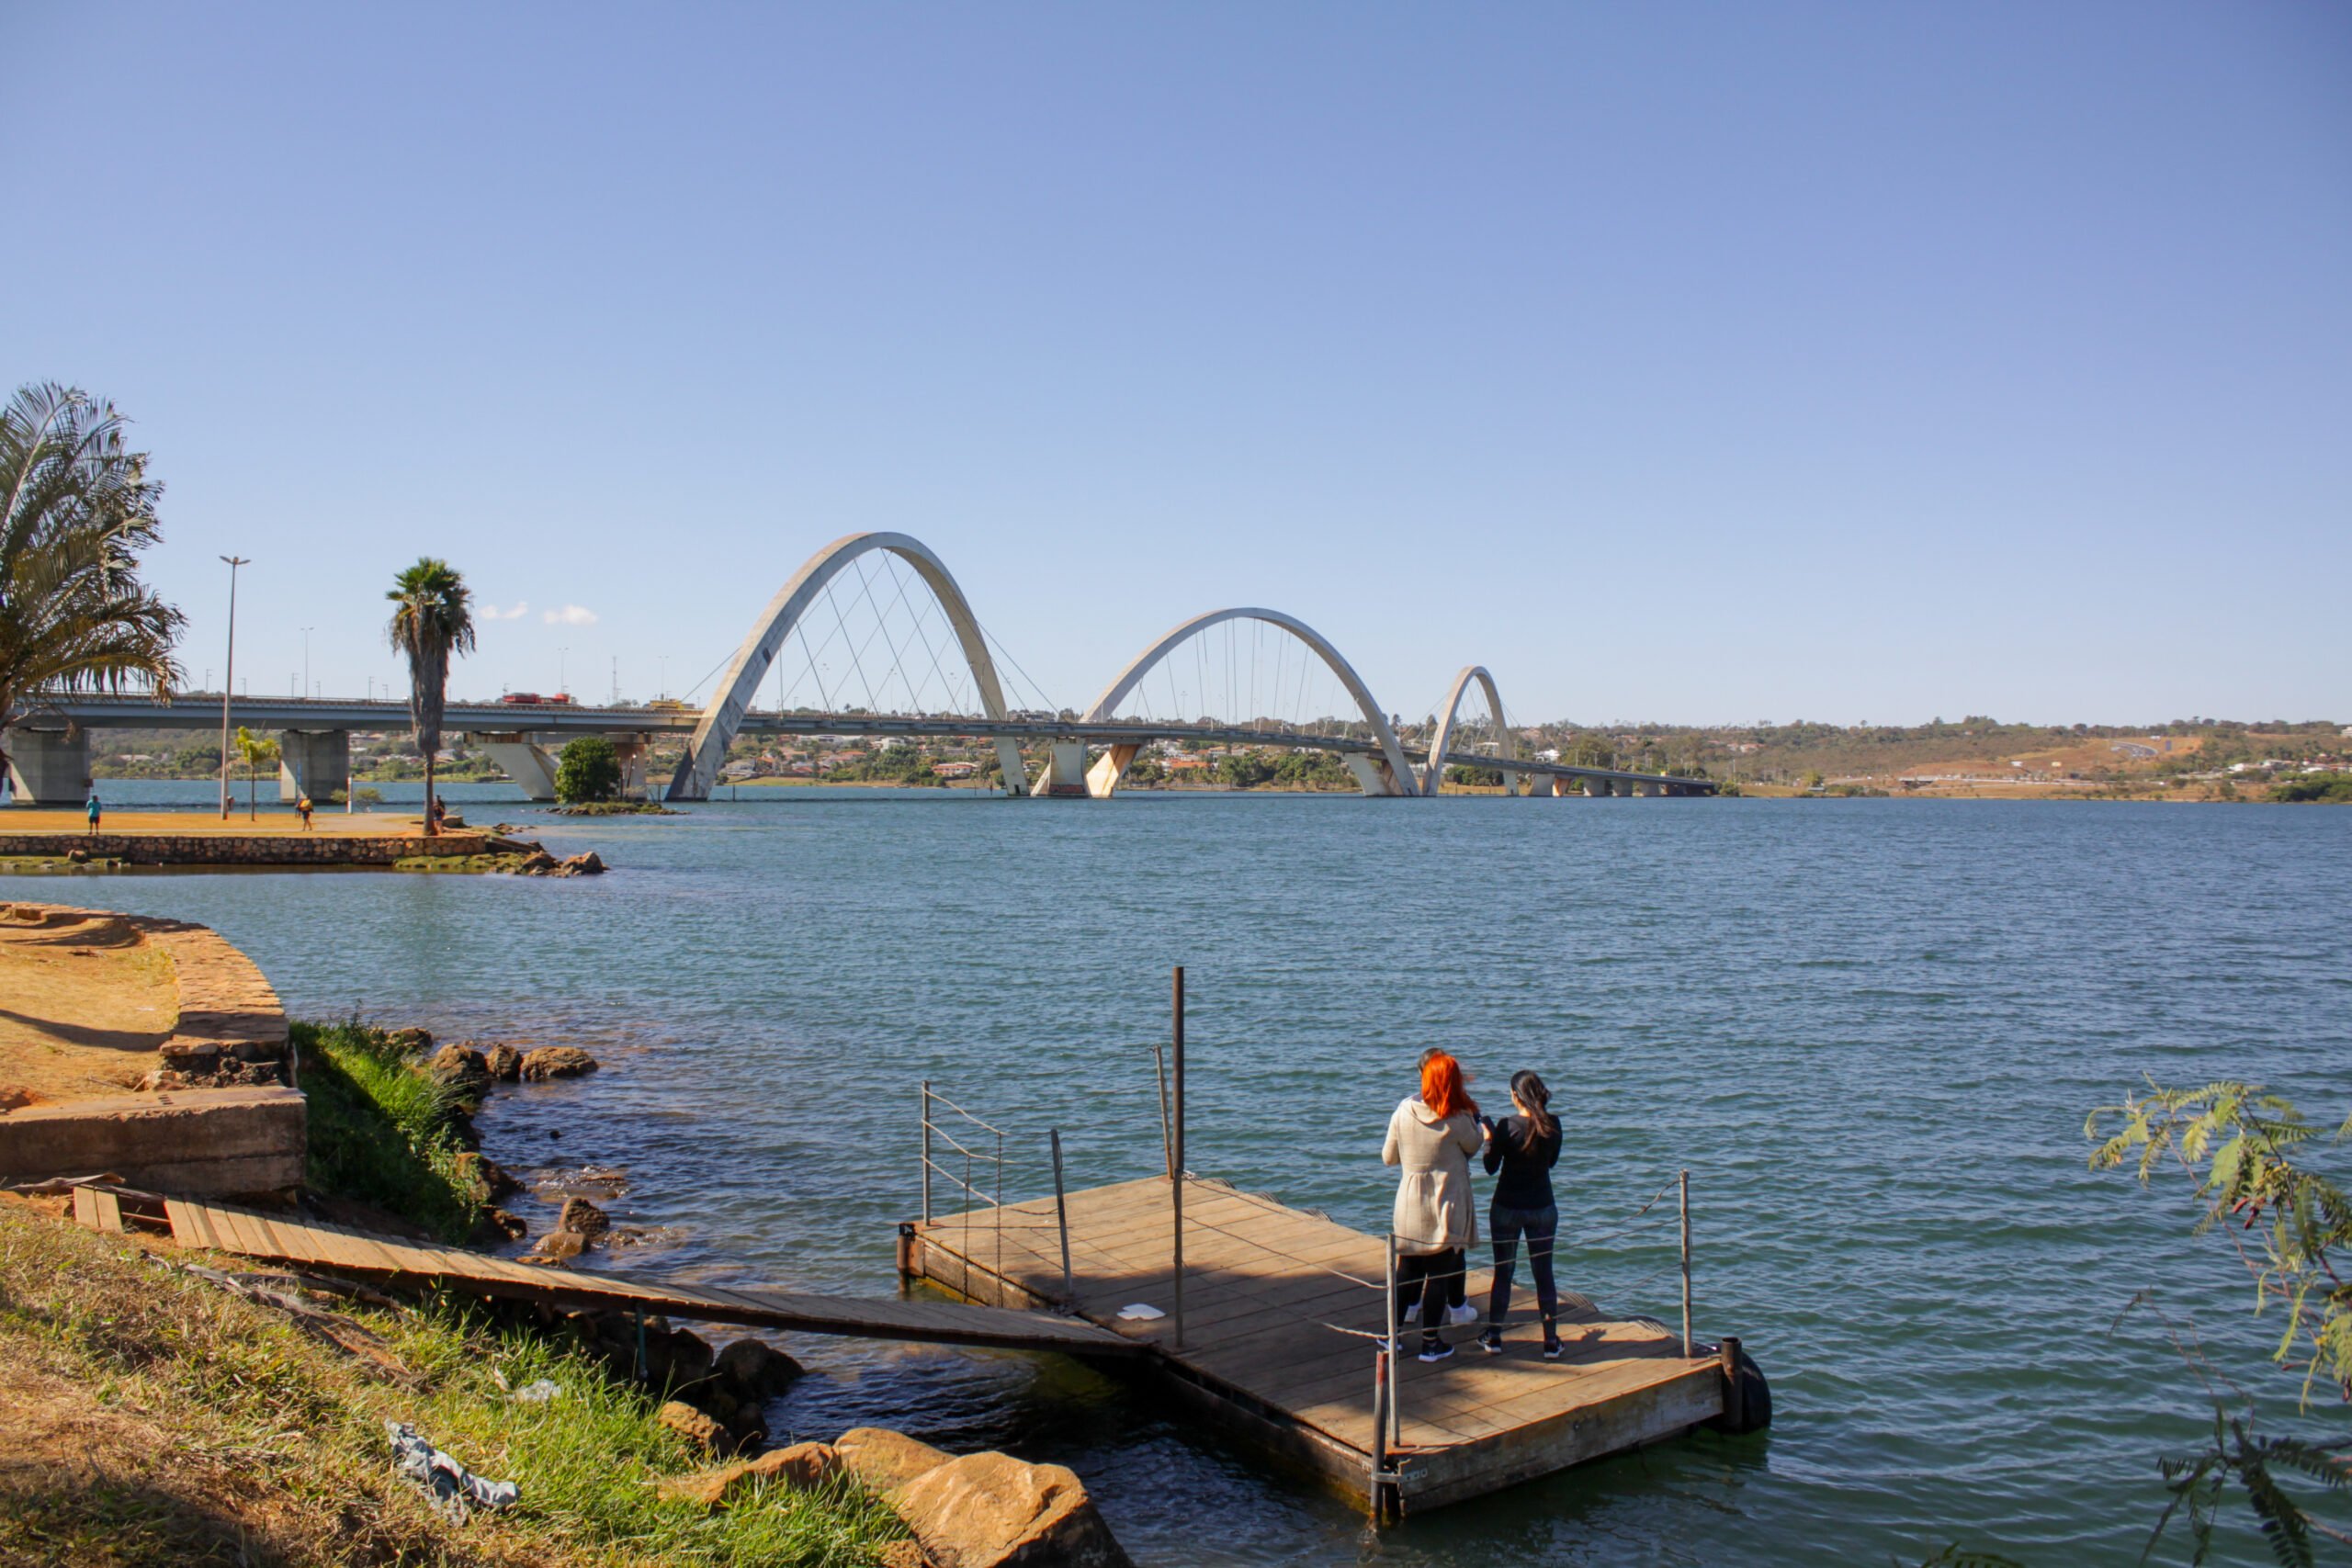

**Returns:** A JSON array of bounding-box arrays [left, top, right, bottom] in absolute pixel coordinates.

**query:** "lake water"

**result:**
[[41, 784, 2352, 1565]]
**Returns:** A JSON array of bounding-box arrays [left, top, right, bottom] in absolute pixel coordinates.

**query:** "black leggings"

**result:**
[[1487, 1202, 1559, 1328], [1395, 1247, 1466, 1343]]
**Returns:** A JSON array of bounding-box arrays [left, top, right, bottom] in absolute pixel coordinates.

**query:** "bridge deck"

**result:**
[[910, 1176, 1726, 1513], [150, 1196, 1135, 1356]]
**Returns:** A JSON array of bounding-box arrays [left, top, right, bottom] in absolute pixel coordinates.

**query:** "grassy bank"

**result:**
[[0, 1202, 906, 1566], [295, 1020, 487, 1242]]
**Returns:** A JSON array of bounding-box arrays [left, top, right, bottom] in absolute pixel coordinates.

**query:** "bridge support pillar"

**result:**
[[468, 732, 559, 801], [1085, 743, 1141, 799], [4, 729, 91, 806], [1638, 780, 1662, 798], [1341, 753, 1408, 796], [276, 729, 350, 803], [1583, 778, 1608, 797], [1500, 769, 1521, 798], [607, 736, 650, 800], [993, 739, 1030, 797], [1033, 742, 1091, 798]]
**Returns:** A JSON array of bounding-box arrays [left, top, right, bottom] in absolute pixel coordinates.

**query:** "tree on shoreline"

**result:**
[[0, 383, 185, 790], [231, 726, 277, 820], [386, 558, 475, 836], [555, 736, 620, 804]]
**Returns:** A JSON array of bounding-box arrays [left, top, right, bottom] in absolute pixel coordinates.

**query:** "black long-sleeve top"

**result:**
[[1481, 1113, 1562, 1209]]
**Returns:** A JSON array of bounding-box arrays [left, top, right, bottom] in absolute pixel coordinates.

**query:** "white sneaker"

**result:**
[[1447, 1303, 1480, 1327]]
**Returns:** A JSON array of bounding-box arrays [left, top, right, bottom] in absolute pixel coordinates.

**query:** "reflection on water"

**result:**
[[64, 781, 2352, 1565]]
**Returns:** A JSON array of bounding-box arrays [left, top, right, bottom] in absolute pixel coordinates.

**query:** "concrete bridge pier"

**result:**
[[605, 736, 650, 799], [1638, 779, 1663, 798], [5, 729, 91, 805], [1033, 741, 1091, 797], [467, 732, 559, 800], [1085, 743, 1142, 798], [276, 730, 351, 803], [1340, 754, 1409, 796]]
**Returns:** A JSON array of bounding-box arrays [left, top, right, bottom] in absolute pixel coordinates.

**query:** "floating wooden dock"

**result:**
[[908, 1174, 1743, 1513]]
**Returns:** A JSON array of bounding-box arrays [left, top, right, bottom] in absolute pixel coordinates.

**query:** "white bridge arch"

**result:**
[[664, 532, 1030, 801], [1421, 665, 1516, 797], [1068, 606, 1420, 797], [668, 531, 1707, 801]]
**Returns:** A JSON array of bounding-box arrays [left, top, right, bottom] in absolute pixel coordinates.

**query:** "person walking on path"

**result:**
[[85, 791, 101, 836], [1383, 1049, 1486, 1362], [1479, 1070, 1565, 1359], [296, 795, 313, 830]]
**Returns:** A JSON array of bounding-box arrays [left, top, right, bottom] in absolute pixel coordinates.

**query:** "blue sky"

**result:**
[[5, 4, 2346, 726]]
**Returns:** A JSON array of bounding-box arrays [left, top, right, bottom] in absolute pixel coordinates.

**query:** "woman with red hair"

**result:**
[[1381, 1048, 1487, 1361]]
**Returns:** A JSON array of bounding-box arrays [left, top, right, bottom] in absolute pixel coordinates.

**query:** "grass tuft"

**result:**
[[294, 1020, 486, 1242]]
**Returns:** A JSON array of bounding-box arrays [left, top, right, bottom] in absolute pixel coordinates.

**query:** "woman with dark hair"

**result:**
[[1479, 1069, 1564, 1358], [1382, 1050, 1486, 1362]]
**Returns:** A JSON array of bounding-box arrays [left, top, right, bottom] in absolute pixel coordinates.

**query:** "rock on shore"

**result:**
[[663, 1424, 1133, 1567], [520, 1045, 598, 1080]]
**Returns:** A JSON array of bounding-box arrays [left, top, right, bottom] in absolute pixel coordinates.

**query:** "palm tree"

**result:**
[[386, 558, 475, 836], [0, 384, 185, 789]]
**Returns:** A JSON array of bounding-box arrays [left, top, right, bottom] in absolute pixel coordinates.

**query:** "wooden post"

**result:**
[[1385, 1232, 1402, 1450], [1370, 1349, 1391, 1520], [1720, 1335, 1745, 1428], [1051, 1128, 1074, 1308], [921, 1080, 933, 1226], [895, 1221, 916, 1280], [1152, 1040, 1173, 1179], [634, 1304, 647, 1382], [1171, 964, 1185, 1349], [1679, 1168, 1692, 1360]]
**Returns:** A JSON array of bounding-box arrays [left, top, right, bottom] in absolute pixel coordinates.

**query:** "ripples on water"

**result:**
[[68, 785, 2351, 1565]]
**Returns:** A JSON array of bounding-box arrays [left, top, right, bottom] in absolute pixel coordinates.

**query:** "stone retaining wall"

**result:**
[[0, 831, 498, 865]]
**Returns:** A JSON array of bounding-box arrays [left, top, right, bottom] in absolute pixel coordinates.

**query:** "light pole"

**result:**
[[559, 647, 569, 699], [218, 556, 250, 818], [301, 627, 313, 703]]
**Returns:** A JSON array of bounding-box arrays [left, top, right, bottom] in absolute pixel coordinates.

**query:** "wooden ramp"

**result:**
[[154, 1196, 1136, 1357], [911, 1176, 1729, 1513]]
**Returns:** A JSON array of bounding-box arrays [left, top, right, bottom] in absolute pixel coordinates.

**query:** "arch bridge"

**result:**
[[658, 532, 1713, 803]]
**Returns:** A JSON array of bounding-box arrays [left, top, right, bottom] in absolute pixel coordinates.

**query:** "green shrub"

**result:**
[[557, 737, 623, 803], [2271, 772, 2352, 803]]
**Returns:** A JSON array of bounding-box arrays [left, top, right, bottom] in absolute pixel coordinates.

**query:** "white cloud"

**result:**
[[543, 604, 599, 626], [481, 600, 530, 620]]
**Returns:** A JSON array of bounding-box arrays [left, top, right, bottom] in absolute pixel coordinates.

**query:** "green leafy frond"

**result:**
[[0, 382, 184, 723]]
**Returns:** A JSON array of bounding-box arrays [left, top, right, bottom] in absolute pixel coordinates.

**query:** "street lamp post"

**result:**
[[218, 556, 250, 818], [301, 627, 313, 702]]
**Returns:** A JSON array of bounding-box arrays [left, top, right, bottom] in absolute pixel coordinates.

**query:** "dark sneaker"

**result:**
[[1478, 1329, 1504, 1355], [1417, 1341, 1454, 1363], [1543, 1338, 1564, 1360]]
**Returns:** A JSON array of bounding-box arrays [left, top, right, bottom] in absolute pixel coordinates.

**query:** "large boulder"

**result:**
[[484, 1043, 524, 1082], [559, 1196, 610, 1237], [888, 1451, 1134, 1568], [715, 1338, 804, 1402], [836, 1427, 953, 1494], [656, 1400, 725, 1452], [457, 1150, 522, 1199], [520, 1046, 599, 1080], [426, 1044, 489, 1090], [647, 1326, 714, 1389]]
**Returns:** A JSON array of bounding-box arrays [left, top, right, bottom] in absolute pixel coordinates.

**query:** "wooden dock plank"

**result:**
[[159, 1200, 1137, 1357]]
